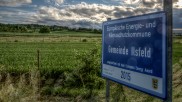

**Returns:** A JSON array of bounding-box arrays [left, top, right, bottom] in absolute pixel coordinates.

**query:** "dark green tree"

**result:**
[[39, 26, 51, 33]]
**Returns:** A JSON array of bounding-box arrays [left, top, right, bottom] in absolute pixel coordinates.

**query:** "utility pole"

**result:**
[[163, 0, 173, 102]]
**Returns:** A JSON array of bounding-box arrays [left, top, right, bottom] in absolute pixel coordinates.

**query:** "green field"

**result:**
[[0, 33, 104, 101], [1, 34, 181, 73], [0, 32, 101, 73], [0, 42, 97, 73], [0, 33, 182, 101], [173, 37, 182, 64]]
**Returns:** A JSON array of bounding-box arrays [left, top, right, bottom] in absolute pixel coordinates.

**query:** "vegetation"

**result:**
[[0, 23, 102, 34], [0, 31, 182, 101], [0, 33, 104, 101], [0, 23, 28, 33], [39, 26, 51, 33]]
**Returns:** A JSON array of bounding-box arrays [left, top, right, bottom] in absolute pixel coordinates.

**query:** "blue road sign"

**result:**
[[102, 12, 167, 99]]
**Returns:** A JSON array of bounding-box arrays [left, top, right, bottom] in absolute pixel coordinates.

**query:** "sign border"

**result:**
[[101, 11, 167, 99]]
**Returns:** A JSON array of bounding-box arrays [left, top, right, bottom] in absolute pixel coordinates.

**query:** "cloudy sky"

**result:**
[[0, 0, 182, 29]]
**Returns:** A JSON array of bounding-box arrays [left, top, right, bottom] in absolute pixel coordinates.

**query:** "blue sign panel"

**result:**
[[102, 12, 167, 99]]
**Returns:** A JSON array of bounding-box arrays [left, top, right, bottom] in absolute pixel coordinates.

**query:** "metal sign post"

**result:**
[[163, 0, 173, 102], [106, 79, 110, 102], [106, 18, 111, 102]]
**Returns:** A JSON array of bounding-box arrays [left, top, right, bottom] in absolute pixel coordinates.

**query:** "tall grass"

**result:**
[[0, 69, 39, 102]]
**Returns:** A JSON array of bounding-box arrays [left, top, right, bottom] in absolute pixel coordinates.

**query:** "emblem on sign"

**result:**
[[152, 78, 158, 90]]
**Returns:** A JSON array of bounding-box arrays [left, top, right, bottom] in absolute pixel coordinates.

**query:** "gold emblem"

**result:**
[[152, 78, 158, 90]]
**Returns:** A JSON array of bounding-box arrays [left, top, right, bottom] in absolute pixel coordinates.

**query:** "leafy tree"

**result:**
[[39, 26, 51, 33]]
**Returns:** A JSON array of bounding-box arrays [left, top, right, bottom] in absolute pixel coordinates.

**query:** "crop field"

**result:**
[[0, 33, 182, 102], [0, 33, 104, 101], [0, 33, 101, 72], [0, 42, 97, 73]]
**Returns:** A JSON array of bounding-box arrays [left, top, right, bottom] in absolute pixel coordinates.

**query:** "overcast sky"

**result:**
[[0, 0, 182, 29]]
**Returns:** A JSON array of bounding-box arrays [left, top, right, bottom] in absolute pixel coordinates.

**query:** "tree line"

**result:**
[[0, 23, 102, 34]]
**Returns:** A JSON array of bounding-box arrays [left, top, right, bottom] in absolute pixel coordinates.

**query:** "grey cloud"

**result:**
[[35, 2, 168, 29], [0, 1, 181, 29], [133, 7, 157, 15], [45, 0, 64, 7], [173, 0, 182, 9], [65, 20, 96, 29], [68, 8, 100, 18], [138, 0, 179, 8], [173, 17, 182, 28], [0, 9, 38, 24], [173, 0, 179, 3], [173, 8, 182, 28], [112, 7, 135, 18], [0, 0, 32, 7], [123, 0, 180, 10], [39, 7, 48, 14], [37, 18, 100, 29], [141, 0, 162, 8]]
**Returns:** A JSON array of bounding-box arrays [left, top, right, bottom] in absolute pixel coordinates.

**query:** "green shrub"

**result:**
[[41, 86, 54, 95], [82, 39, 87, 42], [64, 45, 104, 97], [14, 40, 18, 42]]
